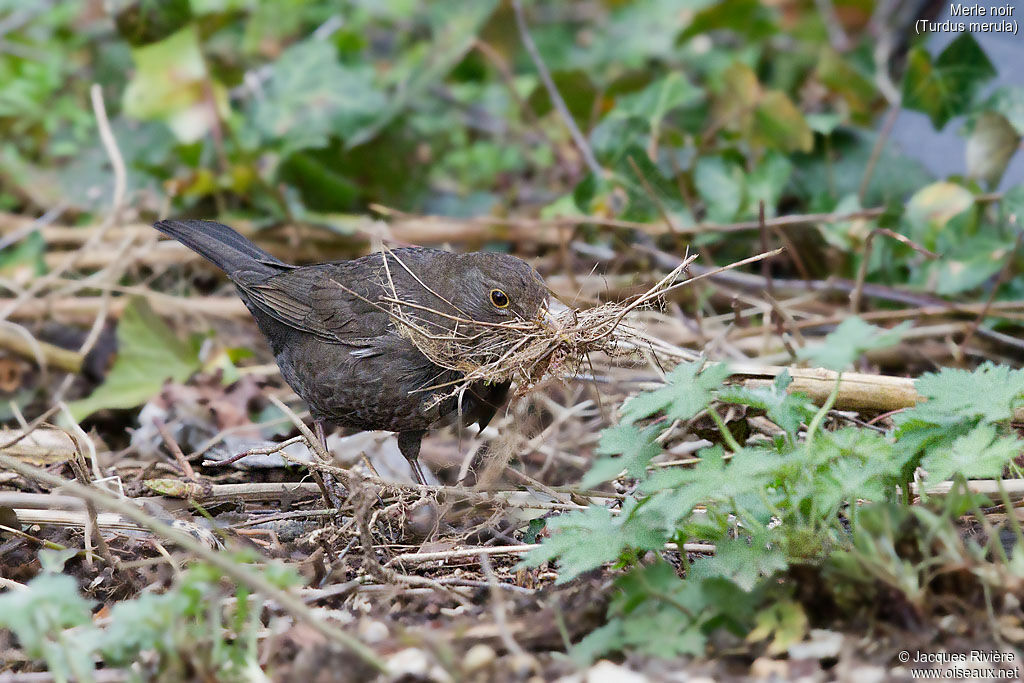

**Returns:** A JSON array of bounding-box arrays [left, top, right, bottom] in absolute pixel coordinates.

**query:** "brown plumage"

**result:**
[[153, 219, 549, 484]]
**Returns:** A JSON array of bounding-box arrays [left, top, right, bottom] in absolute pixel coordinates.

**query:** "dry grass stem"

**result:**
[[382, 249, 781, 406]]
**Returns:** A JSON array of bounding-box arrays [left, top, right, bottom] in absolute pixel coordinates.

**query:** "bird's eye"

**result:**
[[489, 289, 510, 308]]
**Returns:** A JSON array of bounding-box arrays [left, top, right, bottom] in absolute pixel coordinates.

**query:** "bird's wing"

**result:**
[[239, 263, 392, 344]]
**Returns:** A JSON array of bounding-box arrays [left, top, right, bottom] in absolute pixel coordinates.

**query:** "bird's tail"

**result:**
[[153, 219, 289, 278]]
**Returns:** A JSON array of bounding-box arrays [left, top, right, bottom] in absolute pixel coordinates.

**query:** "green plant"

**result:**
[[524, 321, 1024, 659], [0, 553, 300, 682]]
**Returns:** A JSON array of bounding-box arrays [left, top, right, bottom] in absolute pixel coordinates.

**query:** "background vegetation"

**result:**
[[2, 0, 1024, 679]]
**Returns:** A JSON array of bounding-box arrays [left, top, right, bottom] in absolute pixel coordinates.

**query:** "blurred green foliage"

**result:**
[[1, 0, 1016, 242]]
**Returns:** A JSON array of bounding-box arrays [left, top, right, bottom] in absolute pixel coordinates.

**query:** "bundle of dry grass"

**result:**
[[382, 248, 782, 406]]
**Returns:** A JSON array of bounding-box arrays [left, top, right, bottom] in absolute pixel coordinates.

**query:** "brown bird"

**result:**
[[153, 219, 549, 484]]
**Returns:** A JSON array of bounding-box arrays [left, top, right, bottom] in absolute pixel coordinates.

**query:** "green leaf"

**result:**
[[797, 317, 910, 370], [921, 423, 1021, 485], [745, 151, 793, 216], [620, 361, 731, 425], [346, 0, 498, 148], [979, 85, 1024, 134], [718, 370, 816, 437], [612, 72, 702, 134], [901, 362, 1024, 426], [695, 532, 788, 592], [747, 601, 809, 656], [928, 237, 1014, 295], [753, 90, 813, 152], [253, 39, 386, 155], [122, 26, 228, 143], [1002, 184, 1024, 232], [694, 156, 745, 223], [902, 32, 997, 129], [904, 181, 976, 251], [66, 298, 201, 421], [0, 573, 97, 681], [582, 423, 662, 488], [966, 112, 1021, 188], [519, 506, 626, 583]]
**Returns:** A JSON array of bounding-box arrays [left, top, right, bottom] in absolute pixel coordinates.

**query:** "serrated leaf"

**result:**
[[902, 32, 997, 129], [718, 368, 816, 436], [66, 298, 201, 421], [695, 533, 788, 592], [797, 317, 909, 370], [901, 363, 1024, 426], [519, 506, 626, 583], [582, 423, 662, 488], [620, 361, 731, 425], [921, 423, 1021, 485], [747, 601, 808, 656]]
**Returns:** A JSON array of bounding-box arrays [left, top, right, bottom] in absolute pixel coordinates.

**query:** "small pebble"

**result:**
[[750, 656, 789, 680], [387, 648, 430, 679], [358, 619, 389, 644], [462, 644, 496, 673], [586, 660, 649, 683]]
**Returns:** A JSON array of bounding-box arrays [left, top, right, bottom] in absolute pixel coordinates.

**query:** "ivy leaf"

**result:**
[[903, 181, 975, 251], [612, 72, 702, 135], [966, 111, 1021, 188], [620, 361, 731, 425], [122, 26, 228, 143], [66, 298, 201, 421], [921, 423, 1021, 485], [695, 156, 745, 222], [902, 32, 997, 129], [253, 39, 385, 155], [979, 85, 1024, 134], [1001, 183, 1024, 233], [928, 237, 1014, 295], [797, 317, 909, 371]]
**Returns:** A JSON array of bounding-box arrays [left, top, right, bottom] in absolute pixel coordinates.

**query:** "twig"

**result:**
[[480, 552, 531, 660], [0, 321, 83, 373], [511, 0, 603, 178], [153, 417, 198, 480], [202, 435, 306, 467], [850, 228, 938, 313], [89, 84, 126, 221], [0, 452, 386, 672], [857, 105, 900, 204]]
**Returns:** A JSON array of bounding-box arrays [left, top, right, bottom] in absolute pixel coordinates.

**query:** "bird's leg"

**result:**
[[312, 419, 345, 508], [314, 419, 329, 456], [397, 430, 428, 486]]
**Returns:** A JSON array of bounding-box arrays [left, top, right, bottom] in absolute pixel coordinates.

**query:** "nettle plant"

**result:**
[[524, 318, 1024, 659], [0, 550, 299, 683]]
